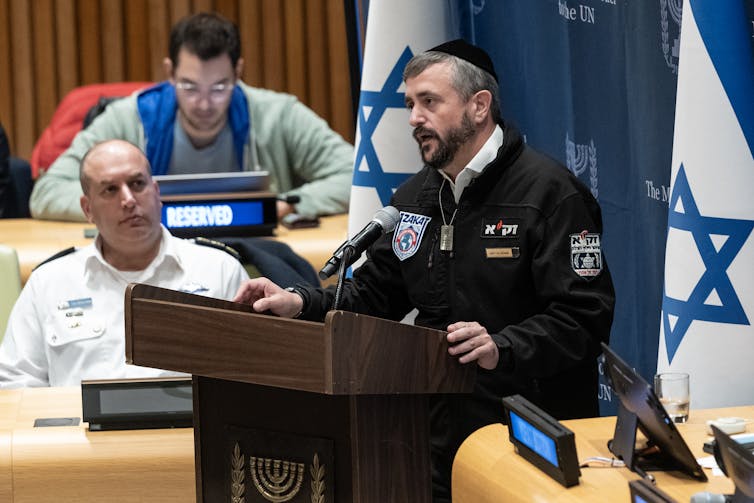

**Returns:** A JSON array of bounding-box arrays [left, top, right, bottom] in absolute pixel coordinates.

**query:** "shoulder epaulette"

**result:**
[[192, 237, 242, 262], [33, 246, 77, 271]]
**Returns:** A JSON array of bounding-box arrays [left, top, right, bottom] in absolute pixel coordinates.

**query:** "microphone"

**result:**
[[319, 206, 400, 280]]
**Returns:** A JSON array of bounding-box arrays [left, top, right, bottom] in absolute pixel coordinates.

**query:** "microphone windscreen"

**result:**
[[373, 206, 400, 233]]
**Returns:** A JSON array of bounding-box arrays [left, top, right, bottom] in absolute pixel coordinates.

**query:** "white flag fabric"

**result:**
[[348, 0, 459, 241], [658, 0, 754, 408]]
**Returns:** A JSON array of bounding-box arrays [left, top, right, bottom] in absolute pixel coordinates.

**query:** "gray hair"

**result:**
[[403, 51, 502, 124]]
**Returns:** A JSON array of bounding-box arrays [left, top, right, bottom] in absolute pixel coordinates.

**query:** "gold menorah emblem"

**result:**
[[249, 457, 305, 502]]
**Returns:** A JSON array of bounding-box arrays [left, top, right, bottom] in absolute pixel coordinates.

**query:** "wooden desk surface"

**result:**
[[0, 214, 348, 285], [0, 386, 195, 502], [452, 406, 754, 502]]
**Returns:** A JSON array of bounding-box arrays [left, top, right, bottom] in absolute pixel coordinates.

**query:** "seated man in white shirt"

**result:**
[[0, 139, 249, 387]]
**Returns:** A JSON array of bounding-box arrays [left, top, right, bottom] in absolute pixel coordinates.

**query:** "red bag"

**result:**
[[30, 82, 151, 178]]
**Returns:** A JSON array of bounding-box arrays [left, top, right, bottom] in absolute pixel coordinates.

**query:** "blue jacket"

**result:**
[[137, 82, 251, 175]]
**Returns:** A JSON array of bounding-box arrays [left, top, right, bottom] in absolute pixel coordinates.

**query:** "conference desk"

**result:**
[[452, 405, 754, 502], [0, 386, 195, 502], [0, 387, 750, 502], [0, 214, 348, 285]]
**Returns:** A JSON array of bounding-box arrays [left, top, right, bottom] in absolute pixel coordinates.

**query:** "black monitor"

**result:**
[[628, 478, 677, 503], [712, 424, 754, 503], [600, 342, 707, 482], [82, 377, 193, 431], [153, 171, 270, 195]]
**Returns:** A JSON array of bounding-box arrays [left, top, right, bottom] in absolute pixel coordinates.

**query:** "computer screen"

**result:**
[[712, 424, 754, 502], [82, 377, 193, 431], [154, 171, 270, 196], [600, 342, 707, 482]]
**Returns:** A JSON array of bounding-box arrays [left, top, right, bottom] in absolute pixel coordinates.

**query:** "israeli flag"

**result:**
[[348, 0, 458, 241], [658, 0, 754, 408]]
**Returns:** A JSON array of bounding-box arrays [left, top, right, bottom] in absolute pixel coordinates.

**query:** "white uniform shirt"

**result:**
[[0, 227, 249, 387]]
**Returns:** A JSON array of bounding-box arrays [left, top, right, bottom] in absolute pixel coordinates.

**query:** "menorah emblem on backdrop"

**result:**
[[565, 133, 599, 199]]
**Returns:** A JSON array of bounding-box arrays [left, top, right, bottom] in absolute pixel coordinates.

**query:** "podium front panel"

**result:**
[[193, 377, 431, 503]]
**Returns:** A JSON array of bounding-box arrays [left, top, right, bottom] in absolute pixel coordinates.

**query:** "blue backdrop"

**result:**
[[354, 0, 754, 414]]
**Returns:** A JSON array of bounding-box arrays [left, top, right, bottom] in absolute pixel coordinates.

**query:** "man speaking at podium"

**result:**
[[0, 140, 248, 388], [233, 40, 615, 501]]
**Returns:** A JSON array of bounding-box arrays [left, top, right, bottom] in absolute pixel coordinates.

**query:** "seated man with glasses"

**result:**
[[30, 12, 354, 222]]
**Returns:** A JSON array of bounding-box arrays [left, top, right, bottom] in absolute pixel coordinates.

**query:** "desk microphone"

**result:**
[[319, 206, 400, 280]]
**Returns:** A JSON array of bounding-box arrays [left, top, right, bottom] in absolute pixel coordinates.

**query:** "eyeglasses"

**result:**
[[174, 82, 233, 103]]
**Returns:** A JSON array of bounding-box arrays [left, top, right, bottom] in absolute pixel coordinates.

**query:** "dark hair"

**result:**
[[403, 51, 502, 124], [169, 12, 241, 68]]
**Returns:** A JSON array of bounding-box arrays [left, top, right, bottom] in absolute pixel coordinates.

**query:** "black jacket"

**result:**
[[297, 124, 615, 496]]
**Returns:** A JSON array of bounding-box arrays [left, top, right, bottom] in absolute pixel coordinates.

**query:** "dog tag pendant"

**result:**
[[440, 224, 454, 252]]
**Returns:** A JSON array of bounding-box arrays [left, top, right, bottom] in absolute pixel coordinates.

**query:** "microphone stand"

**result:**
[[333, 246, 356, 311]]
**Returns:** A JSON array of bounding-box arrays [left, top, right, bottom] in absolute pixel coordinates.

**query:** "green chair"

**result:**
[[0, 244, 22, 341]]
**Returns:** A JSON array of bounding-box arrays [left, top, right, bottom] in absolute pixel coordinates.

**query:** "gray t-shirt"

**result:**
[[168, 120, 237, 174]]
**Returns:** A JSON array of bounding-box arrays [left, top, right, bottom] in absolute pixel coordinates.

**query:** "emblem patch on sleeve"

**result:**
[[570, 231, 602, 278], [393, 211, 432, 261]]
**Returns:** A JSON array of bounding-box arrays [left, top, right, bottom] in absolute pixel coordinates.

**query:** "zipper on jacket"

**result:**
[[427, 228, 438, 269]]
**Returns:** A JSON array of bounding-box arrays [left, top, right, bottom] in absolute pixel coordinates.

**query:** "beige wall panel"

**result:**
[[9, 1, 35, 157], [261, 0, 284, 91], [327, 0, 353, 142], [55, 0, 80, 97], [101, 0, 125, 82], [304, 0, 330, 120], [284, 0, 306, 101], [125, 0, 151, 82], [77, 0, 103, 84], [147, 0, 170, 80], [214, 0, 237, 23], [238, 0, 263, 87], [192, 0, 212, 14], [32, 0, 58, 144], [0, 0, 14, 148], [169, 0, 190, 24]]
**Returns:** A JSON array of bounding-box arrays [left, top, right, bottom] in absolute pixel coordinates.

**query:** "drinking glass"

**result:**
[[654, 372, 690, 423]]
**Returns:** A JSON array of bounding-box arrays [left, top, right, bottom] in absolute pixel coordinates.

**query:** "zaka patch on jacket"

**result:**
[[570, 231, 602, 278], [393, 211, 432, 261]]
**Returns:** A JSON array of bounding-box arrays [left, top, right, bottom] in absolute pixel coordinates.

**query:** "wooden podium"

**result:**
[[125, 284, 475, 503]]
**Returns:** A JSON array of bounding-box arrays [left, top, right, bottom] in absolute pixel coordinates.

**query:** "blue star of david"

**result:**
[[662, 164, 754, 362], [352, 47, 416, 206]]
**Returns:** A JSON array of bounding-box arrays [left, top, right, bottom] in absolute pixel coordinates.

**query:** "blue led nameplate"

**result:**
[[502, 394, 580, 487], [159, 194, 277, 238], [510, 410, 559, 467], [163, 200, 264, 228]]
